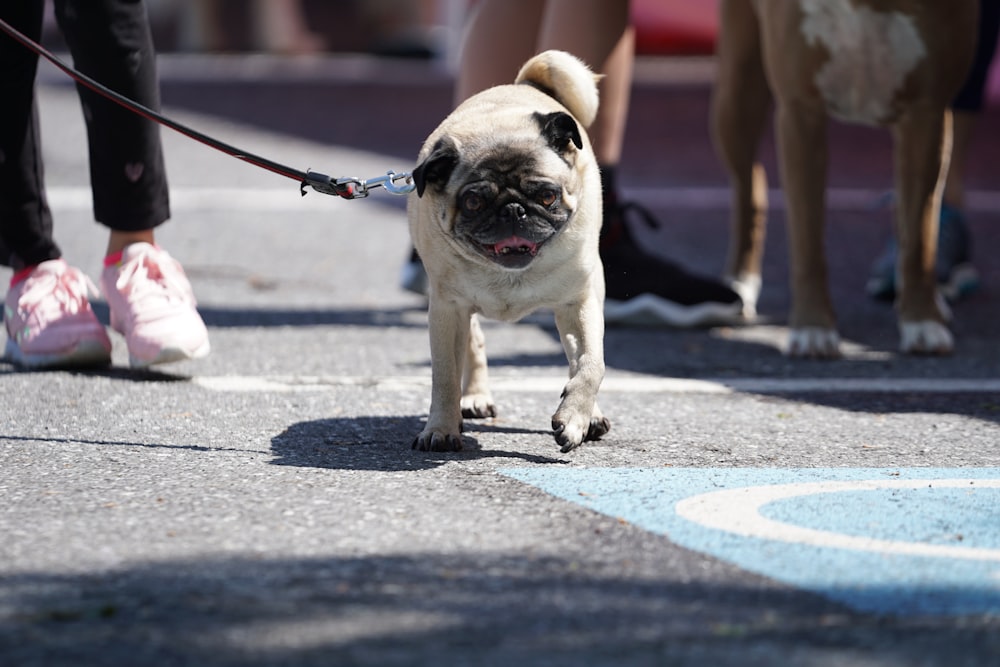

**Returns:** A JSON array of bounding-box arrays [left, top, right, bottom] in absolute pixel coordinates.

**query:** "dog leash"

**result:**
[[0, 16, 415, 200]]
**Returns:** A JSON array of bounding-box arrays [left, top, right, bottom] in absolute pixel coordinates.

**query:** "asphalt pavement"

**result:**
[[1, 54, 999, 666]]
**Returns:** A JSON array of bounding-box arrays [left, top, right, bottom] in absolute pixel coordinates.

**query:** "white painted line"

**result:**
[[191, 374, 1000, 394], [676, 479, 1000, 562], [719, 377, 1000, 393], [45, 186, 1000, 213]]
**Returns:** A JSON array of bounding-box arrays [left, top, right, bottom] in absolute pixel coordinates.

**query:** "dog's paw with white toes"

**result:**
[[900, 321, 954, 355], [729, 274, 761, 320], [786, 327, 842, 358]]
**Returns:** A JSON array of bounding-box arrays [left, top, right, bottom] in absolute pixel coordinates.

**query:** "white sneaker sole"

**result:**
[[4, 337, 111, 369], [604, 294, 744, 328], [128, 339, 211, 369]]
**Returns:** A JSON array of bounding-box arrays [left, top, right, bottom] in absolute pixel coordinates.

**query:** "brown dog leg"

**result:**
[[712, 0, 771, 319], [775, 99, 840, 358], [892, 107, 954, 354]]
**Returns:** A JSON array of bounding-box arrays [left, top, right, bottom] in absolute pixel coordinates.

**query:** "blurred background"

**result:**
[[36, 1, 724, 60], [38, 0, 999, 100], [30, 0, 1000, 330]]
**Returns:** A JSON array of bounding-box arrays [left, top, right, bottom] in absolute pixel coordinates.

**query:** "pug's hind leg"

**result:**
[[460, 314, 497, 419], [551, 298, 609, 452]]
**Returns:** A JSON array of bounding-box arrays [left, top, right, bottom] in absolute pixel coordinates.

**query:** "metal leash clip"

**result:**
[[302, 170, 416, 199], [343, 171, 417, 198]]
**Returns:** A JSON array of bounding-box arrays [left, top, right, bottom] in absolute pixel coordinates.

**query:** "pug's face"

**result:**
[[413, 111, 587, 270]]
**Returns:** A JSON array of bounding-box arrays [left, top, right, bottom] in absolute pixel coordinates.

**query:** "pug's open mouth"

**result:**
[[479, 235, 542, 268], [488, 235, 539, 257]]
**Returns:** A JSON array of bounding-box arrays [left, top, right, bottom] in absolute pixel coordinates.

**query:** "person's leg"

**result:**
[[0, 2, 113, 368], [54, 0, 209, 367], [538, 0, 630, 167], [251, 0, 325, 54], [53, 0, 171, 254], [537, 0, 741, 326], [453, 0, 546, 103], [935, 0, 998, 299], [945, 0, 1000, 209], [0, 1, 60, 270]]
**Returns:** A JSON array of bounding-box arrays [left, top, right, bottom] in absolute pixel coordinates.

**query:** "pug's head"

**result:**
[[412, 109, 588, 270]]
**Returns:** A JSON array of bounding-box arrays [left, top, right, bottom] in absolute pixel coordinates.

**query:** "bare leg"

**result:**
[[251, 0, 324, 54], [538, 0, 631, 164], [453, 0, 545, 103], [107, 230, 155, 256]]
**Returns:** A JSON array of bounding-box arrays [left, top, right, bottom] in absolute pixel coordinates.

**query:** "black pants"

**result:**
[[955, 0, 1000, 112], [0, 0, 169, 269]]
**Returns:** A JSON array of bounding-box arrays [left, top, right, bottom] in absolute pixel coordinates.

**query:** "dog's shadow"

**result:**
[[270, 415, 567, 471]]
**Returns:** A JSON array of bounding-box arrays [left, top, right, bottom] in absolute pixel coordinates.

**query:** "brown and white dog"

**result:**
[[712, 0, 978, 357]]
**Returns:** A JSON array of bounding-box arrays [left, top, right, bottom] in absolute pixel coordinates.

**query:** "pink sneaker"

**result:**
[[101, 243, 210, 368], [4, 259, 112, 368]]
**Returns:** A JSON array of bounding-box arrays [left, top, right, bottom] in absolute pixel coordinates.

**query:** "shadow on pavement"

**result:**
[[270, 416, 566, 472], [2, 552, 997, 667]]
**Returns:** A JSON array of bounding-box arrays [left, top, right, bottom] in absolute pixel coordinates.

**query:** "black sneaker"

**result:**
[[601, 201, 743, 327]]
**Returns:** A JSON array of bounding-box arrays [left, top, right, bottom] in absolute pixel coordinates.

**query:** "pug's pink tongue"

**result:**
[[493, 236, 538, 256]]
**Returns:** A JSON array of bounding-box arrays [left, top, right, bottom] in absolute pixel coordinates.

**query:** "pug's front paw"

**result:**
[[461, 393, 497, 419], [552, 413, 610, 453], [412, 429, 464, 452]]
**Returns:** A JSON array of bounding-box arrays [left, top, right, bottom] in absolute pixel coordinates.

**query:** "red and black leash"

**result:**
[[0, 16, 414, 200]]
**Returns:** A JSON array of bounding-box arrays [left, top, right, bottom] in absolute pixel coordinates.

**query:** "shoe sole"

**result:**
[[4, 338, 111, 369], [604, 294, 744, 328], [129, 339, 211, 369]]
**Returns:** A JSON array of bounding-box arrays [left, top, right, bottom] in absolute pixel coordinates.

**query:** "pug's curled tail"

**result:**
[[515, 50, 600, 127]]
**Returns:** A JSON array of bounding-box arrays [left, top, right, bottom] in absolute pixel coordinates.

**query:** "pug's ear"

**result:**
[[413, 137, 460, 197], [534, 111, 583, 153]]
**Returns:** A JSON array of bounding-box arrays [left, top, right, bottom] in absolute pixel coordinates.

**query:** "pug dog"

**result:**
[[407, 50, 610, 453]]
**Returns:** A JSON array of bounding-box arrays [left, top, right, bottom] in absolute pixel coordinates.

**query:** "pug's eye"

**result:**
[[460, 192, 484, 214], [536, 189, 559, 207]]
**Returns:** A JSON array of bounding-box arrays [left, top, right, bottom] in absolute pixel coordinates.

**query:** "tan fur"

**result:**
[[407, 50, 609, 452], [712, 0, 977, 357]]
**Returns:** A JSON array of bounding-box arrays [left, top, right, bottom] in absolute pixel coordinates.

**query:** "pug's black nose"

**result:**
[[500, 202, 527, 221]]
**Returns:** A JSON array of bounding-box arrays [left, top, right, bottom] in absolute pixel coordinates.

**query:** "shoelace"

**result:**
[[114, 250, 194, 306], [16, 267, 97, 324], [8, 267, 98, 342]]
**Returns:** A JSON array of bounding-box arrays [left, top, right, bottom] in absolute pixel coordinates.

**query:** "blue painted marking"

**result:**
[[762, 487, 1000, 549], [501, 467, 1000, 617]]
